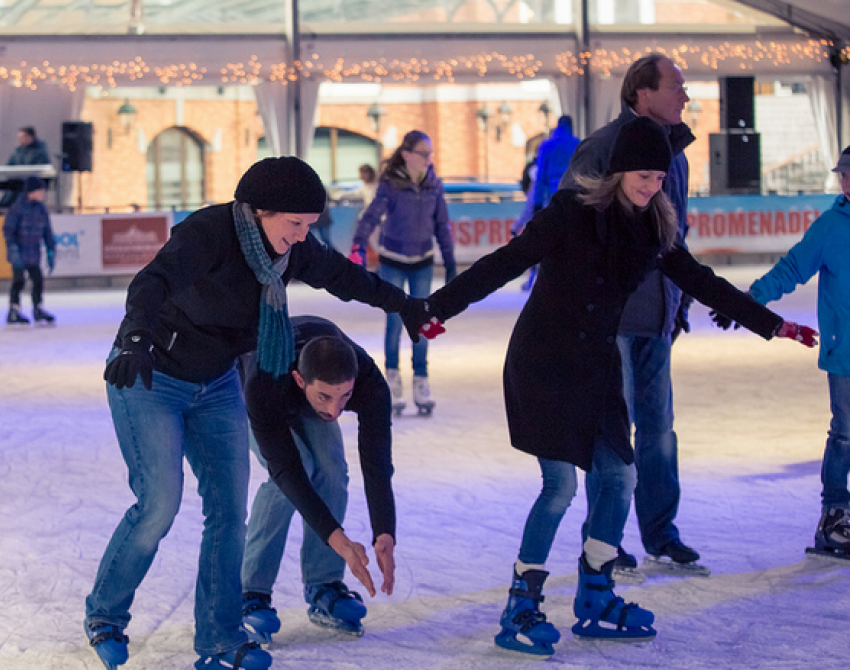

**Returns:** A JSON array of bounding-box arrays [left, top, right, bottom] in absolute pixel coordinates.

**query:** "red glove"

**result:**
[[776, 321, 818, 348], [348, 245, 366, 267], [420, 317, 445, 340]]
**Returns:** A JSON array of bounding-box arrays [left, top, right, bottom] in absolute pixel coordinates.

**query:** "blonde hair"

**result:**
[[574, 173, 678, 249]]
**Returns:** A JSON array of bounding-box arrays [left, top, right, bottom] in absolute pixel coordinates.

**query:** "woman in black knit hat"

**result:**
[[408, 116, 816, 654], [84, 156, 430, 670]]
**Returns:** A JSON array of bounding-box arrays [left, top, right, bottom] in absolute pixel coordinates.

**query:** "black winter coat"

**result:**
[[115, 203, 407, 383], [429, 190, 783, 471]]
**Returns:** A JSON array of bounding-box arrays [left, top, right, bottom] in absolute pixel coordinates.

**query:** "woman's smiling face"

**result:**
[[256, 210, 321, 254], [620, 170, 666, 208]]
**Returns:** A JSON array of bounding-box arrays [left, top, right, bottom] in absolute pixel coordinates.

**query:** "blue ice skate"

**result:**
[[194, 641, 271, 670], [242, 592, 281, 645], [572, 555, 656, 641], [304, 581, 367, 636], [494, 568, 560, 656], [85, 621, 129, 670]]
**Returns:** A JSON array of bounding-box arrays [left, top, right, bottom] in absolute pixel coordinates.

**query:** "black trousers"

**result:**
[[10, 264, 44, 307]]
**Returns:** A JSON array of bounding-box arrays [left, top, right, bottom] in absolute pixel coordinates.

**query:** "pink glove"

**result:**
[[348, 245, 366, 266], [776, 321, 818, 348], [420, 317, 445, 340]]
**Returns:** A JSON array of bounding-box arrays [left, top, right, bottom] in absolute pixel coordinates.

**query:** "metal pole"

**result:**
[[284, 0, 302, 157]]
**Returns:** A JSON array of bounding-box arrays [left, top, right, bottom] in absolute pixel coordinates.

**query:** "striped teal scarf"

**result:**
[[233, 202, 295, 379]]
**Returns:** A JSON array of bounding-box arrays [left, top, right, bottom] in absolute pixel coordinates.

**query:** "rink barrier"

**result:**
[[0, 194, 837, 283]]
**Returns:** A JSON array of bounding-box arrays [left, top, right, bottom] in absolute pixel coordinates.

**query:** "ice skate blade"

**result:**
[[572, 619, 656, 642], [243, 624, 274, 646], [642, 555, 711, 577], [612, 566, 646, 585], [806, 546, 850, 562], [34, 321, 56, 328], [307, 609, 365, 637], [4, 323, 30, 330], [494, 630, 556, 656]]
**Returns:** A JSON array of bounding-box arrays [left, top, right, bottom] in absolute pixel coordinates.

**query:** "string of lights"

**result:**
[[0, 38, 837, 91]]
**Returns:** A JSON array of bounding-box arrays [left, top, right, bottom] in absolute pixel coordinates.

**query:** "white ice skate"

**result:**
[[412, 375, 435, 416], [386, 368, 406, 416]]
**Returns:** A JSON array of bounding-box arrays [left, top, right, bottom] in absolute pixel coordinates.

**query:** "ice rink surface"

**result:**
[[1, 264, 848, 669]]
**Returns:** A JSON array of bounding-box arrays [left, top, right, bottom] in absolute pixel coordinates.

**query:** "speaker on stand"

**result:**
[[710, 77, 761, 195], [61, 121, 93, 212]]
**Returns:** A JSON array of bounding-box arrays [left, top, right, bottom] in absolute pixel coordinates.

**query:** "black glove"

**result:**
[[709, 310, 740, 331], [444, 262, 457, 284], [104, 332, 154, 390], [400, 297, 435, 344]]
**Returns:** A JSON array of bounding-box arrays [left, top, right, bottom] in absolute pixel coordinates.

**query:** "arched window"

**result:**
[[147, 126, 205, 210], [308, 127, 379, 184]]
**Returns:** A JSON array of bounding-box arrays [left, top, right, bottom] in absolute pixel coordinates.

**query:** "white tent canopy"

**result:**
[[0, 1, 847, 171]]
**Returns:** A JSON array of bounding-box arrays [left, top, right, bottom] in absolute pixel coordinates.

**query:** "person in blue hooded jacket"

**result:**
[[3, 176, 55, 327], [731, 145, 850, 558], [349, 130, 456, 415]]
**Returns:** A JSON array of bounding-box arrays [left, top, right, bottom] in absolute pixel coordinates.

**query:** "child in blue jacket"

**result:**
[[746, 146, 850, 557], [3, 176, 55, 326]]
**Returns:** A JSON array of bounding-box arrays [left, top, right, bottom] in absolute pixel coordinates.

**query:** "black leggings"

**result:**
[[10, 264, 44, 307]]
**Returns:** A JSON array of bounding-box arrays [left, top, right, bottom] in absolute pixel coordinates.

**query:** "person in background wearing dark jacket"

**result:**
[[1, 127, 52, 207], [561, 53, 701, 576], [240, 316, 396, 644], [84, 156, 432, 670], [408, 117, 815, 655], [349, 130, 456, 416], [3, 176, 55, 327]]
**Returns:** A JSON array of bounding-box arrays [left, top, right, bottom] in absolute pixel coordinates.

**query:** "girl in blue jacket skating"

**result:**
[[349, 130, 456, 415], [745, 146, 850, 558]]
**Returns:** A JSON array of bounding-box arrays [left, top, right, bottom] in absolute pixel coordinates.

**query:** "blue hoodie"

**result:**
[[750, 194, 850, 375]]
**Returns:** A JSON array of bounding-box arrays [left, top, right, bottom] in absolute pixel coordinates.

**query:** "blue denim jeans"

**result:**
[[823, 373, 850, 509], [242, 412, 349, 596], [379, 262, 433, 377], [518, 458, 578, 565], [583, 437, 637, 548], [618, 334, 681, 554], [86, 354, 251, 656]]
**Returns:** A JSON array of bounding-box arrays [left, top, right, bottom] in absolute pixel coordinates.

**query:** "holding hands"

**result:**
[[400, 297, 445, 343], [775, 321, 818, 348]]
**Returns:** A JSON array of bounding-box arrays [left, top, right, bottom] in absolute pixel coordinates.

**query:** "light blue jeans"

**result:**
[[519, 439, 634, 565], [618, 334, 681, 554], [823, 373, 850, 509], [242, 412, 349, 597], [379, 262, 433, 377], [86, 355, 250, 656]]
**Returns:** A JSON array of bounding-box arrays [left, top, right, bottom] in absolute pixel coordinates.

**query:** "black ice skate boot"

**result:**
[[813, 507, 850, 555], [6, 304, 30, 328], [494, 567, 560, 656], [572, 554, 656, 641], [33, 304, 56, 327]]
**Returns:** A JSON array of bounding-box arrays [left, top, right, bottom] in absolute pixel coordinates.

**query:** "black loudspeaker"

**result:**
[[720, 76, 755, 131], [709, 132, 761, 194], [61, 121, 93, 172]]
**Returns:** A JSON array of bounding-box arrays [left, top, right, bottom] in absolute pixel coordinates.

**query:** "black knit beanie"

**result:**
[[234, 156, 326, 213], [24, 176, 46, 193], [606, 116, 673, 176]]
